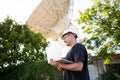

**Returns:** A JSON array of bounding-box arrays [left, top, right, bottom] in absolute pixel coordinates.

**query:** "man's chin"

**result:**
[[66, 44, 70, 46]]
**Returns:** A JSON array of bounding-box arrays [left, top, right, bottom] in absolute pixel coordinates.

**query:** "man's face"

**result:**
[[62, 34, 72, 46]]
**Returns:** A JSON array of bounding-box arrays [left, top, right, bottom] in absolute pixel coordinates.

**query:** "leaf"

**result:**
[[77, 0, 120, 62]]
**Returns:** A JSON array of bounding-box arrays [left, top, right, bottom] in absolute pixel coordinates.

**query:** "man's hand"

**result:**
[[50, 58, 59, 67], [50, 58, 63, 71]]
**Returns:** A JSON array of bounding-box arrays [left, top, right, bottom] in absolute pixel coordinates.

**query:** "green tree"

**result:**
[[77, 0, 120, 64], [0, 17, 48, 72]]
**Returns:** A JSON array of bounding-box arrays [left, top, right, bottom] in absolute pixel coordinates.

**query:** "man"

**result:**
[[50, 29, 90, 80]]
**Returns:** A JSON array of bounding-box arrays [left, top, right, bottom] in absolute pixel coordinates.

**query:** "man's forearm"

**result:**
[[59, 61, 83, 71]]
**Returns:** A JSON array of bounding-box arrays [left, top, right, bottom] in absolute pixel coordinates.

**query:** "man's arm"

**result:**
[[58, 61, 83, 71], [50, 59, 83, 71]]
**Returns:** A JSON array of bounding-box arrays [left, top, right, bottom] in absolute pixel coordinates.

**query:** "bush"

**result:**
[[97, 70, 120, 80], [0, 60, 62, 80]]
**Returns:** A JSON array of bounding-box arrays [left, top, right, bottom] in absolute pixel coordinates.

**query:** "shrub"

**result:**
[[0, 60, 62, 80], [97, 70, 120, 80]]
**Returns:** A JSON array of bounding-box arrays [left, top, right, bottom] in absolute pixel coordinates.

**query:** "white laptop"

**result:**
[[46, 42, 73, 64]]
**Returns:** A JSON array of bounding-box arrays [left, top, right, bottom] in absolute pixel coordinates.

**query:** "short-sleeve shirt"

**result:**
[[63, 43, 90, 80]]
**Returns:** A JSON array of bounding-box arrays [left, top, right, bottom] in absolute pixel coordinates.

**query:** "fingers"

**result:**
[[50, 58, 53, 63], [58, 64, 63, 69], [57, 67, 62, 71], [49, 58, 59, 67], [49, 58, 64, 71]]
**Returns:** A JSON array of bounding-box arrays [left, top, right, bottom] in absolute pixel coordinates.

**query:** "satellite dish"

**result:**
[[26, 0, 74, 40]]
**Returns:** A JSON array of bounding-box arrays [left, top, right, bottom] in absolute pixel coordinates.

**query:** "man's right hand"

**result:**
[[50, 58, 63, 71]]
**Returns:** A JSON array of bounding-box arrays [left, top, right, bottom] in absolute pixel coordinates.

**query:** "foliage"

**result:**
[[0, 60, 62, 80], [97, 70, 120, 80], [97, 63, 120, 80], [0, 17, 48, 72], [106, 63, 120, 75], [77, 0, 120, 64]]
